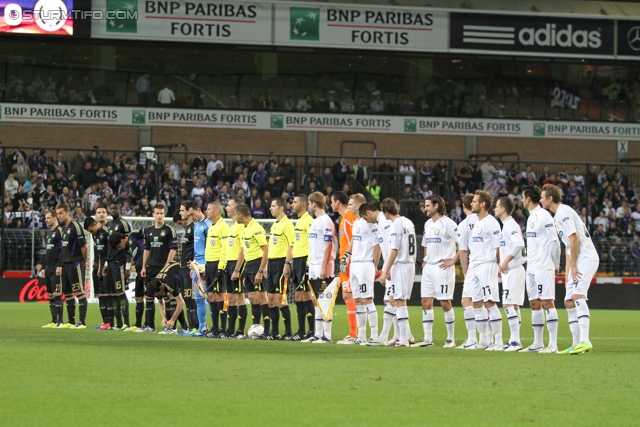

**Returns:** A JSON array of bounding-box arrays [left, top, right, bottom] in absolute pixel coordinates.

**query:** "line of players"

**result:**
[[41, 184, 596, 354]]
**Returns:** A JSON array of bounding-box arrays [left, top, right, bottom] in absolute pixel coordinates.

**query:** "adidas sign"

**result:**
[[518, 24, 601, 49]]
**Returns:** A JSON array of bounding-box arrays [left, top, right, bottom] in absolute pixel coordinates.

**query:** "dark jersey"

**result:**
[[59, 220, 86, 264], [181, 221, 195, 267], [143, 224, 178, 267], [44, 225, 63, 271], [104, 217, 131, 264], [155, 261, 182, 297], [127, 230, 144, 272], [93, 226, 109, 267]]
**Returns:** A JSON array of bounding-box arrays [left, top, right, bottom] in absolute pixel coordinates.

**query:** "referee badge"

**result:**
[[210, 239, 215, 246]]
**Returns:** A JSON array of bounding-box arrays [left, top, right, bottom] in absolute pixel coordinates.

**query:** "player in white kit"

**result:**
[[495, 197, 527, 352], [302, 192, 337, 344], [340, 194, 381, 345], [521, 185, 561, 353], [541, 184, 599, 355], [360, 203, 398, 346], [379, 198, 417, 347], [413, 195, 458, 348], [456, 194, 480, 349]]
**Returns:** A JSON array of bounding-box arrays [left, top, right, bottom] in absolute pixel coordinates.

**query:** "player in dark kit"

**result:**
[[144, 261, 186, 331], [84, 212, 112, 330], [55, 203, 89, 329], [108, 230, 145, 330], [139, 203, 178, 333], [103, 203, 132, 331], [41, 209, 64, 328], [176, 201, 199, 330]]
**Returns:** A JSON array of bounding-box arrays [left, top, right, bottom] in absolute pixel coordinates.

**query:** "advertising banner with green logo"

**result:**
[[2, 103, 640, 140], [273, 3, 448, 52], [91, 0, 272, 44]]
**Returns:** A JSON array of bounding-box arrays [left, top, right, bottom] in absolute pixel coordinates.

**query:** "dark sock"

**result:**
[[114, 295, 123, 328], [270, 306, 280, 336], [54, 296, 63, 324], [261, 304, 271, 335], [281, 305, 292, 335], [228, 305, 238, 333], [304, 300, 315, 333], [238, 305, 248, 333], [209, 301, 220, 332], [106, 296, 116, 326], [119, 294, 130, 326], [77, 296, 87, 324], [165, 299, 175, 328], [218, 301, 227, 333], [251, 304, 261, 325], [145, 298, 155, 328], [295, 301, 305, 335], [66, 296, 76, 324], [186, 298, 198, 330], [135, 301, 144, 328], [98, 296, 106, 324], [177, 310, 188, 329], [48, 297, 57, 323]]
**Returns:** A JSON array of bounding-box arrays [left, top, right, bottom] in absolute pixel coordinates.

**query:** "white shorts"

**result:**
[[390, 263, 414, 300], [462, 262, 499, 303], [350, 262, 375, 299], [308, 264, 324, 281], [421, 263, 455, 300], [526, 269, 555, 301], [565, 259, 599, 300], [383, 283, 393, 302], [502, 265, 525, 306]]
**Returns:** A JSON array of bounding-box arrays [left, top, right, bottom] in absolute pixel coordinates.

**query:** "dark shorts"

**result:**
[[225, 261, 242, 294], [205, 261, 224, 293], [144, 265, 163, 299], [243, 259, 264, 293], [61, 261, 85, 295], [92, 265, 105, 295], [180, 266, 193, 299], [310, 277, 334, 297], [105, 263, 127, 296], [45, 269, 62, 295], [134, 273, 145, 298], [290, 257, 308, 292], [266, 258, 286, 294]]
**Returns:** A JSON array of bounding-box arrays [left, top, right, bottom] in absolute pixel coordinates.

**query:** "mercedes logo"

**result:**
[[627, 26, 640, 51]]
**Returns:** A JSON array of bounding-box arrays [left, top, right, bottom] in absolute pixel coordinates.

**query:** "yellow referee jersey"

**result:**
[[242, 219, 267, 262], [292, 212, 313, 259], [205, 217, 230, 268], [226, 221, 244, 262], [268, 216, 294, 259]]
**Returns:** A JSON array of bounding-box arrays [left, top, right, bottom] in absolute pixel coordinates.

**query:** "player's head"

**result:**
[[235, 204, 252, 225], [55, 203, 71, 223], [541, 184, 562, 210], [348, 194, 366, 216], [109, 202, 121, 219], [359, 203, 379, 223], [521, 185, 542, 208], [270, 197, 286, 218], [44, 209, 58, 228], [472, 190, 492, 214], [226, 198, 244, 220], [309, 191, 325, 211], [494, 197, 515, 220], [424, 195, 446, 218], [461, 194, 474, 214], [206, 201, 223, 221], [179, 201, 193, 221], [108, 231, 127, 250], [153, 203, 166, 222], [292, 194, 308, 216], [380, 198, 399, 220], [83, 216, 100, 234], [331, 191, 348, 212], [95, 203, 108, 223], [145, 279, 166, 298]]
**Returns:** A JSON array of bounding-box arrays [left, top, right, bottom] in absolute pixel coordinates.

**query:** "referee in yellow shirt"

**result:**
[[225, 198, 248, 339], [204, 201, 230, 338], [231, 204, 270, 339], [266, 197, 295, 340], [289, 194, 315, 340]]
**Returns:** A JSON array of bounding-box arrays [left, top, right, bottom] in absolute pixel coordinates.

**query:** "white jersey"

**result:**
[[468, 214, 501, 267], [350, 217, 379, 263], [422, 215, 457, 265], [308, 214, 336, 268], [388, 216, 417, 264], [526, 206, 560, 271], [499, 216, 526, 269], [376, 212, 392, 261], [554, 204, 599, 263], [456, 213, 478, 251]]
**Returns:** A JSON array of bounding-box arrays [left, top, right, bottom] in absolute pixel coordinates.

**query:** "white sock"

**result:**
[[475, 307, 489, 346], [531, 309, 544, 347], [444, 309, 455, 341], [314, 307, 323, 338], [505, 306, 520, 344], [323, 314, 333, 341], [366, 303, 378, 340], [545, 308, 558, 348], [517, 309, 522, 325], [356, 305, 367, 340], [488, 305, 503, 346], [575, 299, 591, 343], [380, 303, 393, 341], [396, 306, 409, 343], [422, 309, 434, 342], [567, 307, 579, 346], [390, 306, 398, 342], [463, 306, 476, 343]]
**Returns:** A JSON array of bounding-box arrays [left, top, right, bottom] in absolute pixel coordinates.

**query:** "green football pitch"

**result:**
[[1, 303, 639, 426]]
